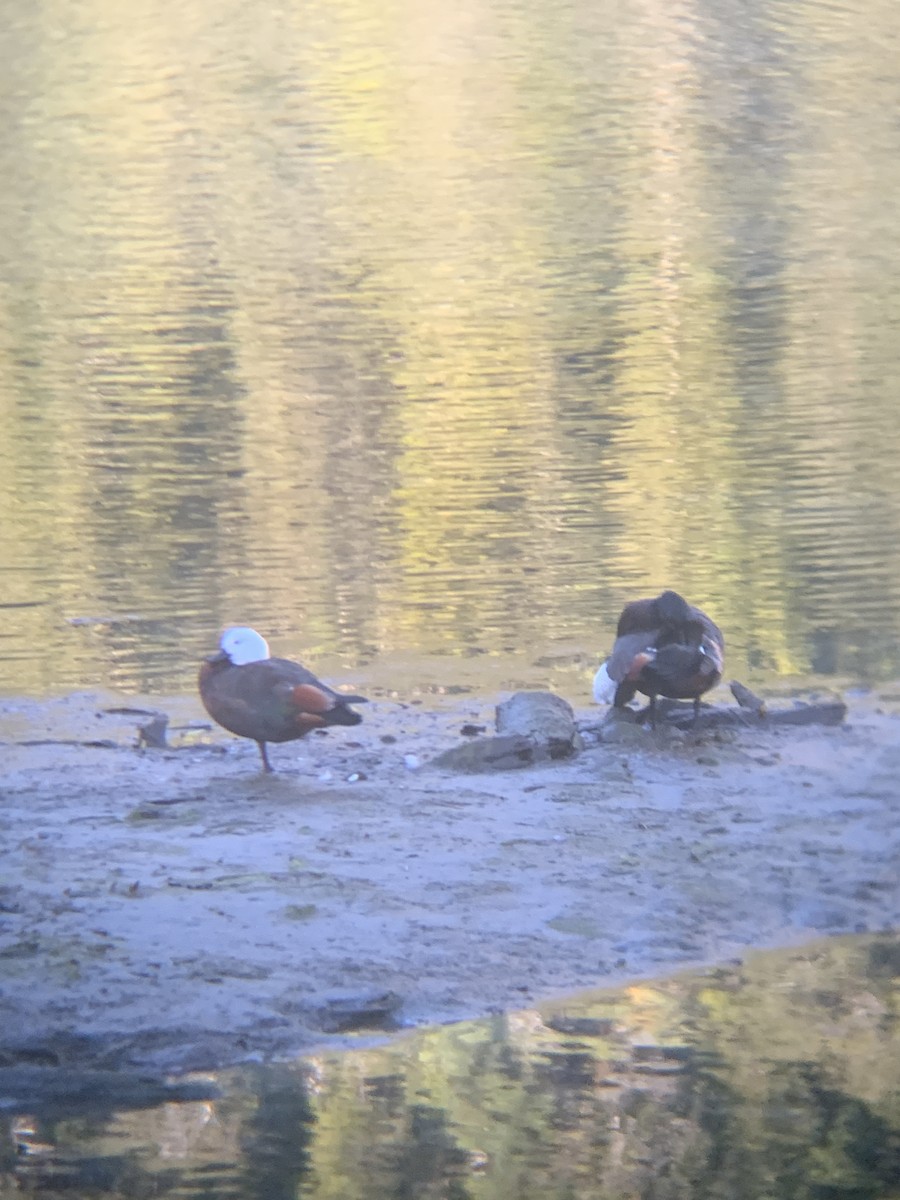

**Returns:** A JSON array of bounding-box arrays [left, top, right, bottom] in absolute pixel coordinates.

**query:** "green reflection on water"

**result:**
[[2, 0, 900, 694], [3, 934, 899, 1199]]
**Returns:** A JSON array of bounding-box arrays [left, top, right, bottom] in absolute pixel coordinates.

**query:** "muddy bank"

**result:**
[[1, 681, 898, 1073]]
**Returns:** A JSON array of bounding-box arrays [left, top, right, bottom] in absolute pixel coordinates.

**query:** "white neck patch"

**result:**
[[592, 661, 616, 704], [220, 626, 271, 665]]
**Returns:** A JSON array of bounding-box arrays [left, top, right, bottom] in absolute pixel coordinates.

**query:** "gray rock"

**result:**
[[495, 691, 580, 757], [432, 692, 582, 771]]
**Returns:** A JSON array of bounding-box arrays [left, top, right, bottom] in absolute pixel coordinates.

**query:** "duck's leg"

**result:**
[[256, 740, 274, 773], [692, 697, 701, 726], [647, 695, 658, 729]]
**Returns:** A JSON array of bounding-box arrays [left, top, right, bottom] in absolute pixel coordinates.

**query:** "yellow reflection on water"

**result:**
[[1, 0, 900, 694]]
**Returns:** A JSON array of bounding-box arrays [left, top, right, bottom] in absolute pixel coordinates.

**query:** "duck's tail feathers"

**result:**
[[325, 705, 363, 727]]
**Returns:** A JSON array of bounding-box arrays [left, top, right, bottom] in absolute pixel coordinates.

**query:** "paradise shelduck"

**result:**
[[593, 590, 724, 725], [198, 627, 367, 773]]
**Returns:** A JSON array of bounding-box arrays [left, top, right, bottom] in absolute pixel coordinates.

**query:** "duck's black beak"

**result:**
[[205, 649, 229, 664]]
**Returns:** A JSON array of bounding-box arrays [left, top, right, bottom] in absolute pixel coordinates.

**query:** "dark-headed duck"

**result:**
[[593, 590, 724, 724], [199, 626, 366, 773]]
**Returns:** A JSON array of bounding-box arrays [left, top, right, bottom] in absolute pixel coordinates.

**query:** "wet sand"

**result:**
[[1, 678, 898, 1072]]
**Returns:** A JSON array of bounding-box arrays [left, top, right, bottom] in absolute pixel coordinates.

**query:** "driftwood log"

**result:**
[[634, 681, 847, 730]]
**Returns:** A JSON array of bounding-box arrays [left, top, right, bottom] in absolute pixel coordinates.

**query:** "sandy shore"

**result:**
[[1, 679, 898, 1072]]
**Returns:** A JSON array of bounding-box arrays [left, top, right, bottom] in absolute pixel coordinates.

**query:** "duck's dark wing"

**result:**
[[201, 659, 364, 743], [267, 658, 368, 704], [262, 658, 365, 733], [615, 598, 660, 638]]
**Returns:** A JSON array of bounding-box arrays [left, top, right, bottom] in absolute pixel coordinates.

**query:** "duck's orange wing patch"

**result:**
[[294, 711, 327, 733], [289, 684, 332, 733], [290, 683, 334, 715], [624, 650, 655, 681]]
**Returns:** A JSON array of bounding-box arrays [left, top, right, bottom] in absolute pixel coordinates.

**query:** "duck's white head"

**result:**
[[219, 626, 271, 665]]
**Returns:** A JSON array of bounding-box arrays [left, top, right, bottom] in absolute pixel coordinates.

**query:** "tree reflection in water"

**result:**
[[3, 934, 899, 1200]]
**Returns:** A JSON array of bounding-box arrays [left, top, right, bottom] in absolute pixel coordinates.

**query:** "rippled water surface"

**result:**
[[2, 0, 900, 694], [3, 935, 899, 1199]]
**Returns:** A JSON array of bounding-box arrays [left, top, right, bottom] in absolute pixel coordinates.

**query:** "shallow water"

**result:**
[[2, 0, 900, 697], [3, 933, 899, 1199]]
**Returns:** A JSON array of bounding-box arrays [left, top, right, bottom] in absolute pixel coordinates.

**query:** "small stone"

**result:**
[[282, 904, 317, 921], [137, 713, 169, 750]]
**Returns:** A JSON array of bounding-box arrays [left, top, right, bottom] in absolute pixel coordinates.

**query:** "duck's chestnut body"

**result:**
[[594, 590, 724, 724], [199, 627, 365, 772]]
